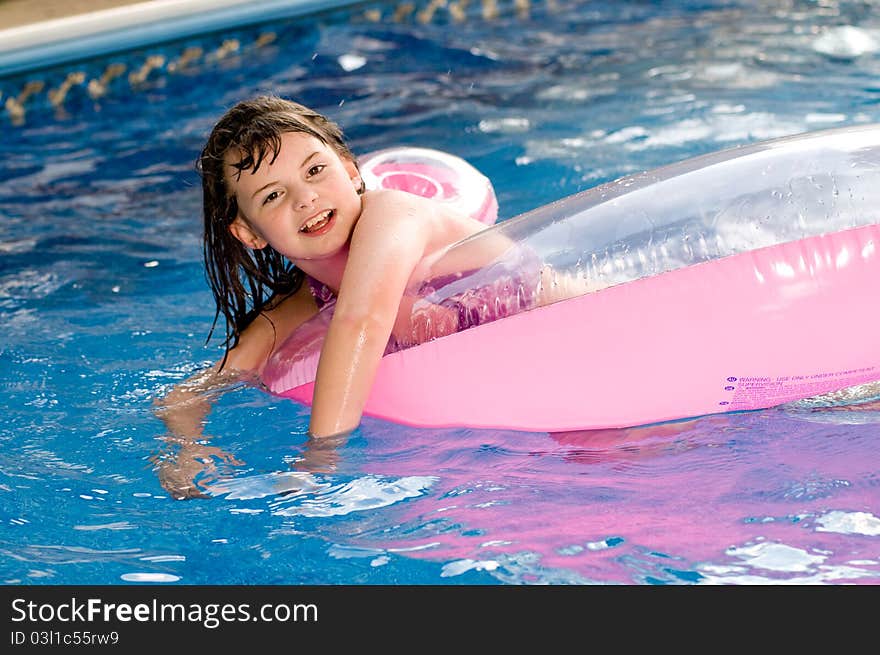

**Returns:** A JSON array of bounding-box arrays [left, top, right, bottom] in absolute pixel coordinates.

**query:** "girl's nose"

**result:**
[[295, 188, 318, 210]]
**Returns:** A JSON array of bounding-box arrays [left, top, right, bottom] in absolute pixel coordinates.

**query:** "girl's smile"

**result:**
[[299, 208, 335, 235]]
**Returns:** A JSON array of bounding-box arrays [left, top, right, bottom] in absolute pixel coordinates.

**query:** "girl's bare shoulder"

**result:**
[[360, 187, 432, 213], [360, 187, 477, 224], [359, 188, 488, 252]]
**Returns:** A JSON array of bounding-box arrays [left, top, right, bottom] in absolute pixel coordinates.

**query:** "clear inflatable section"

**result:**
[[408, 123, 880, 337]]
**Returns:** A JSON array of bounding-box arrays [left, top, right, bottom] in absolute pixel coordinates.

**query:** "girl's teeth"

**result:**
[[302, 210, 332, 232]]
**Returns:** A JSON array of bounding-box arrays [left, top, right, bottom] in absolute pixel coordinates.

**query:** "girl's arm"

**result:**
[[155, 281, 319, 427], [308, 191, 432, 438], [153, 283, 318, 497]]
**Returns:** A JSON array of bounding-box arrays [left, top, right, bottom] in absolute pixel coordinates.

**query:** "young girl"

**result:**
[[154, 95, 513, 486], [154, 95, 592, 498]]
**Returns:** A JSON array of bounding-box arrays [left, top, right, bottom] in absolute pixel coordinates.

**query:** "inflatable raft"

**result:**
[[262, 124, 880, 431]]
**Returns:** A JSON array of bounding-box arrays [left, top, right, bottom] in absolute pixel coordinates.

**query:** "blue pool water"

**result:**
[[2, 0, 880, 585]]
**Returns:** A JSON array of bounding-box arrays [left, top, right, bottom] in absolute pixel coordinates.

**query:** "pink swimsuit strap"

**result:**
[[306, 275, 335, 309]]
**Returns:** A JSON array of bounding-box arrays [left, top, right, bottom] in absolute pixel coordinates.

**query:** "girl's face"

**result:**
[[225, 131, 362, 262]]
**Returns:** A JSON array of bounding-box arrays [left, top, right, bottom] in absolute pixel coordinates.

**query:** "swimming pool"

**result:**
[[3, 0, 880, 585]]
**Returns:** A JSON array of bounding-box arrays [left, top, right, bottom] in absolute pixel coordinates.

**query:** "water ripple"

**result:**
[[207, 471, 438, 518]]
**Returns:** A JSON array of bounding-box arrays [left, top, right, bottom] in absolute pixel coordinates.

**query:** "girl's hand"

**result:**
[[409, 301, 460, 344], [538, 265, 607, 305], [152, 438, 244, 500], [393, 296, 461, 347]]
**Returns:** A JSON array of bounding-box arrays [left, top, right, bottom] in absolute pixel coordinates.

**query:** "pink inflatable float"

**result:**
[[261, 125, 880, 431]]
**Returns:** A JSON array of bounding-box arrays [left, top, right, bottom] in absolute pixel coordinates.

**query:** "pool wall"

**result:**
[[0, 0, 525, 127], [0, 0, 369, 76]]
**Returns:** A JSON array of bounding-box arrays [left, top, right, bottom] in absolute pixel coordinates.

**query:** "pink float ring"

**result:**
[[359, 147, 498, 226]]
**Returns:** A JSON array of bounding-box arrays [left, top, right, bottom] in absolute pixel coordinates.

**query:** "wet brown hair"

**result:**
[[197, 95, 359, 368]]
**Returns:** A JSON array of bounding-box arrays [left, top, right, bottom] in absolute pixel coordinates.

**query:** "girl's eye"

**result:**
[[262, 190, 280, 205], [307, 164, 326, 177]]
